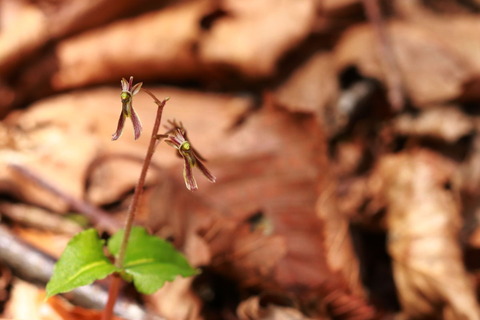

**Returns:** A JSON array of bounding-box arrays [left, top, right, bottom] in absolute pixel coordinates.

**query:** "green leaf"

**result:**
[[46, 229, 118, 297], [108, 226, 198, 294]]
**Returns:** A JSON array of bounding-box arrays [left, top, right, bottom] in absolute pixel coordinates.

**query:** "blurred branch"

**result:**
[[8, 164, 121, 234], [362, 0, 405, 111]]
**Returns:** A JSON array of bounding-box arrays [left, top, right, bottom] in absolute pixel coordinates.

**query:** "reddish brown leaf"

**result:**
[[274, 52, 338, 115], [198, 0, 317, 77]]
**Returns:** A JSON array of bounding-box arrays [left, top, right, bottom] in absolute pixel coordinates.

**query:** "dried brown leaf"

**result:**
[[335, 21, 472, 106]]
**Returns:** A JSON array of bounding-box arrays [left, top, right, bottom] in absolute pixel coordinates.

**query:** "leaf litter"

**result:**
[[2, 0, 480, 319]]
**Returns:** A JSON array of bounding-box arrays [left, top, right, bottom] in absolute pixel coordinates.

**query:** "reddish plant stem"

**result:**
[[362, 0, 404, 112], [101, 274, 122, 320], [114, 94, 169, 269], [102, 91, 169, 320]]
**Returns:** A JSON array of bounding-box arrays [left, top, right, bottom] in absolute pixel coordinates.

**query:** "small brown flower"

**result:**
[[161, 120, 216, 191], [112, 76, 143, 140]]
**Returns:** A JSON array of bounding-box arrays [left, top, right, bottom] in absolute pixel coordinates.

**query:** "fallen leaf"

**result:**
[[334, 21, 472, 106], [392, 104, 474, 143]]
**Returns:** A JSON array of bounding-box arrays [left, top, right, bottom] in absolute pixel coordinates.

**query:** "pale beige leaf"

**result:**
[[375, 149, 480, 320]]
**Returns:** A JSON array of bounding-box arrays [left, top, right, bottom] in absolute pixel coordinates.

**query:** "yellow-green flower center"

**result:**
[[121, 92, 130, 101], [180, 141, 191, 151]]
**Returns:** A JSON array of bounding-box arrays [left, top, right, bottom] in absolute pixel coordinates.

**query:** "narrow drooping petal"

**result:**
[[112, 112, 127, 141], [183, 155, 198, 191], [130, 106, 143, 140], [194, 155, 216, 183]]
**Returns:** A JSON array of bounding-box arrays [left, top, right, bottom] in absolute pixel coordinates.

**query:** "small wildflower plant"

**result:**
[[46, 77, 215, 319]]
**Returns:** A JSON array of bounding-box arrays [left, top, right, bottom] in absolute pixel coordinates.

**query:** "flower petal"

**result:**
[[121, 78, 129, 91], [112, 112, 126, 141], [192, 147, 207, 162], [130, 105, 143, 140], [195, 157, 216, 183], [183, 155, 198, 191], [132, 82, 143, 95]]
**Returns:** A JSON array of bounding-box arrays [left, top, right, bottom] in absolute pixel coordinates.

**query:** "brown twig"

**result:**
[[7, 163, 121, 233], [362, 0, 405, 112]]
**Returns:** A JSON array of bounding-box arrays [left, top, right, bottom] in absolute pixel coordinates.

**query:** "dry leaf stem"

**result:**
[[102, 91, 168, 320], [362, 0, 404, 111], [7, 164, 121, 233]]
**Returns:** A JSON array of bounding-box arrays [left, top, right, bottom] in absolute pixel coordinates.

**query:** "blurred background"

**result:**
[[2, 0, 480, 319]]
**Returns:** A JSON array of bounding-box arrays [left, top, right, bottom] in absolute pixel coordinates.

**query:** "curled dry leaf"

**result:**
[[237, 296, 315, 320], [0, 108, 99, 212], [316, 178, 365, 298], [0, 0, 151, 75], [51, 0, 212, 90], [392, 104, 474, 143], [198, 0, 317, 77], [334, 21, 472, 107], [374, 149, 480, 320]]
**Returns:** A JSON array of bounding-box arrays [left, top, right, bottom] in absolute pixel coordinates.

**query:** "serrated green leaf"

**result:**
[[108, 226, 198, 294], [46, 229, 118, 297]]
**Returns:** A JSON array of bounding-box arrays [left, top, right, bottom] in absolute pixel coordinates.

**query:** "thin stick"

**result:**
[[101, 91, 169, 320], [362, 0, 404, 112], [8, 163, 121, 233]]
